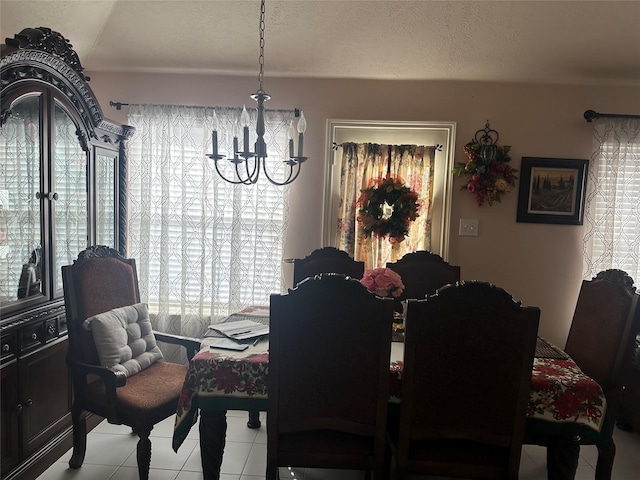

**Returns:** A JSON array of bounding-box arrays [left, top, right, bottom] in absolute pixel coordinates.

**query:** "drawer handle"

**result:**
[[31, 333, 38, 341], [47, 324, 56, 335], [2, 344, 9, 352]]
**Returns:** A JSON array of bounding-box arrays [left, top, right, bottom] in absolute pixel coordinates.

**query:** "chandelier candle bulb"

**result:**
[[297, 111, 306, 158]]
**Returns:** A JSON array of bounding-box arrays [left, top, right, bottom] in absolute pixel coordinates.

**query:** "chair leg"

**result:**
[[373, 463, 389, 480], [265, 460, 279, 480], [68, 403, 88, 469], [594, 442, 616, 480], [135, 428, 152, 480]]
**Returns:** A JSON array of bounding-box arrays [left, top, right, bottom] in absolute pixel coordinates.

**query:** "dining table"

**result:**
[[172, 307, 607, 480]]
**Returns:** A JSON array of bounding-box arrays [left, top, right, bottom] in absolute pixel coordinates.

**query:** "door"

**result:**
[[0, 92, 45, 310], [18, 338, 71, 457], [1, 359, 19, 476], [51, 101, 88, 299]]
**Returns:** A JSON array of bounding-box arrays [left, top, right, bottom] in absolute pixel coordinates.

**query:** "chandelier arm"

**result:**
[[261, 161, 301, 186], [240, 157, 261, 184], [213, 159, 253, 185]]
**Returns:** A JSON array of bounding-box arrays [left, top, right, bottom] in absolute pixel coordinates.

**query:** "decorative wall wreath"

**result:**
[[357, 176, 420, 243]]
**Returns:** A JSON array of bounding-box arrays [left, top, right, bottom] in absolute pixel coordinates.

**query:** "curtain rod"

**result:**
[[584, 109, 640, 122], [109, 101, 300, 116], [332, 142, 443, 151]]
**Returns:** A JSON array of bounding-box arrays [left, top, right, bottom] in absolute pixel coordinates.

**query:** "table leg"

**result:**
[[546, 435, 580, 480], [200, 410, 227, 480], [247, 410, 261, 428]]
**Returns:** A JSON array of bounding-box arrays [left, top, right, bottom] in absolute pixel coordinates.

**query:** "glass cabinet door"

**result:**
[[96, 152, 117, 248], [52, 102, 88, 295], [0, 94, 43, 305]]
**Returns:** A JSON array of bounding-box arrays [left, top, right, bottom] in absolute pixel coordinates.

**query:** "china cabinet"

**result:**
[[0, 27, 133, 480]]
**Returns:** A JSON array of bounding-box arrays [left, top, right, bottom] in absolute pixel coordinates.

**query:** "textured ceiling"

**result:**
[[1, 0, 639, 86]]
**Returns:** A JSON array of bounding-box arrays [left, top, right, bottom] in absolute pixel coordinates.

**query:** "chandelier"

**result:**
[[207, 0, 307, 185]]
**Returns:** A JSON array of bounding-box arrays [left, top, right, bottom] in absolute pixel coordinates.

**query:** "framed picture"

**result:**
[[516, 157, 588, 225]]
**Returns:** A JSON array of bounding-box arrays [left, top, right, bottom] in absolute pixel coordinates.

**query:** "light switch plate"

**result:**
[[459, 218, 479, 236]]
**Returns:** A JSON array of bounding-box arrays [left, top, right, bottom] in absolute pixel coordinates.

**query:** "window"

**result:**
[[325, 120, 456, 261], [583, 118, 640, 280], [126, 104, 295, 336]]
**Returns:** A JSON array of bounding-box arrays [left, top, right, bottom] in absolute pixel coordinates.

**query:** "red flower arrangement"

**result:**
[[452, 141, 517, 207], [360, 268, 404, 298], [357, 176, 420, 243]]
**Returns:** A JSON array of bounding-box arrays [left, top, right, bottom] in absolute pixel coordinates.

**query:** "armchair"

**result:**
[[62, 245, 201, 480]]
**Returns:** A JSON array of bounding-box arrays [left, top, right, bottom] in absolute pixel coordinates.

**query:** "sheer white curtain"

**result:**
[[583, 117, 640, 281], [127, 104, 295, 340]]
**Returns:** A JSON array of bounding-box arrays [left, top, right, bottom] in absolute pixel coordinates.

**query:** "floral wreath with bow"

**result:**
[[357, 176, 420, 243]]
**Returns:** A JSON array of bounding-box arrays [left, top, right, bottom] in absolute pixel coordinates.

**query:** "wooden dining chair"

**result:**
[[389, 281, 540, 480], [62, 245, 200, 480], [292, 246, 365, 286], [267, 274, 394, 480], [526, 269, 640, 480], [386, 250, 460, 311]]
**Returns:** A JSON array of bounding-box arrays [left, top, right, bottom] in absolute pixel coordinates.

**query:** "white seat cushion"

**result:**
[[83, 302, 163, 377]]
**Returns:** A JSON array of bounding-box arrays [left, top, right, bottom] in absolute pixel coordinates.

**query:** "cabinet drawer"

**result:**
[[0, 332, 16, 363], [19, 323, 44, 353]]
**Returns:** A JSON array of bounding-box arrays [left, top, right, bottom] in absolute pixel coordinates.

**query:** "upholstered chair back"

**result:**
[[63, 246, 140, 365]]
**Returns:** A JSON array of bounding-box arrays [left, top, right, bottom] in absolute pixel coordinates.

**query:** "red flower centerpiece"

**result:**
[[360, 268, 404, 298]]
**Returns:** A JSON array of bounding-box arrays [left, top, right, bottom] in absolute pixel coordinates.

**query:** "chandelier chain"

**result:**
[[258, 0, 266, 93]]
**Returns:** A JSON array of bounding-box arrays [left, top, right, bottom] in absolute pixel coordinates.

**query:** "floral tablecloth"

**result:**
[[173, 340, 606, 452]]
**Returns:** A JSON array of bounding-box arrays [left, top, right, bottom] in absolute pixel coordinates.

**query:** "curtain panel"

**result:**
[[335, 142, 436, 269], [583, 117, 640, 281], [127, 104, 295, 340]]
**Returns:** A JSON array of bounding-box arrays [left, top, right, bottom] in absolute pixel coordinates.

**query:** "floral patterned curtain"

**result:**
[[335, 142, 436, 269]]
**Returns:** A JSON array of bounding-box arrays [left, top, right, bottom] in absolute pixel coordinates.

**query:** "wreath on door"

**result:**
[[357, 176, 420, 243]]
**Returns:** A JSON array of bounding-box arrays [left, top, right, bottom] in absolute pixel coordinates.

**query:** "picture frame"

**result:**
[[516, 157, 588, 225]]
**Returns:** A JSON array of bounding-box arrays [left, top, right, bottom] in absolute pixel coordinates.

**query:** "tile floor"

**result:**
[[36, 410, 640, 480]]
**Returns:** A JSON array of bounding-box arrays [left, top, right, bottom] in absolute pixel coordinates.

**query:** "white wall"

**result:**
[[88, 71, 640, 347]]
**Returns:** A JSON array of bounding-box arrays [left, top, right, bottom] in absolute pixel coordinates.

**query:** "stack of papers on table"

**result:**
[[208, 319, 269, 340]]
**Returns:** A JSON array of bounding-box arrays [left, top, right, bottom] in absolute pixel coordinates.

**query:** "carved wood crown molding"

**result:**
[[5, 27, 85, 76], [1, 27, 134, 142]]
